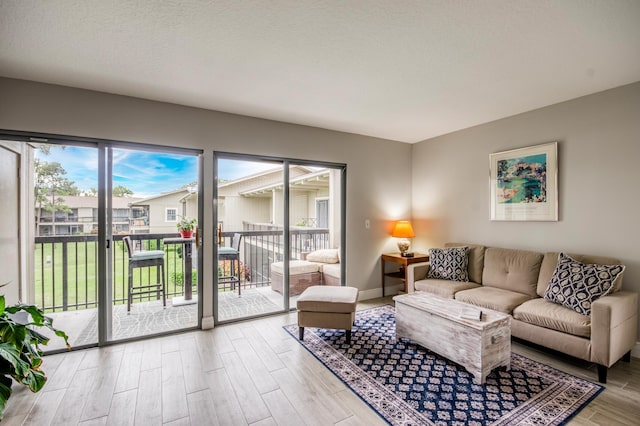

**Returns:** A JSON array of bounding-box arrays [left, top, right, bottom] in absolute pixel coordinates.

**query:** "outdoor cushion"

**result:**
[[271, 260, 319, 275], [306, 249, 339, 264], [455, 286, 533, 314], [414, 278, 479, 299], [131, 250, 165, 261], [543, 253, 625, 316], [514, 298, 591, 338], [320, 263, 341, 278]]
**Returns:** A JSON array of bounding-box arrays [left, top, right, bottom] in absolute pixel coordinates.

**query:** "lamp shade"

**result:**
[[391, 221, 415, 238]]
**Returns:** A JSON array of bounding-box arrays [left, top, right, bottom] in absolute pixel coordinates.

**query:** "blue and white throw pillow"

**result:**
[[427, 247, 469, 282], [543, 253, 625, 316]]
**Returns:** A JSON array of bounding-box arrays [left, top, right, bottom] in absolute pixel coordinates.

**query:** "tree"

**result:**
[[34, 160, 79, 236], [112, 185, 134, 197]]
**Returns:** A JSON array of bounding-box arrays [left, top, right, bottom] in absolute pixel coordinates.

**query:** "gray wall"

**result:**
[[411, 81, 640, 339], [0, 77, 413, 324]]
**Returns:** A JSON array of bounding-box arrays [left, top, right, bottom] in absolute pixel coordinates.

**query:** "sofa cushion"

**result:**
[[414, 279, 480, 299], [543, 253, 625, 316], [513, 298, 591, 338], [455, 287, 533, 314], [306, 249, 339, 264], [482, 247, 543, 297], [537, 252, 624, 297], [445, 243, 486, 284], [427, 246, 469, 282]]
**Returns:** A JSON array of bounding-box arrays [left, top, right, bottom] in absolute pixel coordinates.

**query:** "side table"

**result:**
[[381, 252, 429, 297]]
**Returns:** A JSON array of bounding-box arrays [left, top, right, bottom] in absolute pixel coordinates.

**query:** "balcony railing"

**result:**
[[34, 227, 330, 313]]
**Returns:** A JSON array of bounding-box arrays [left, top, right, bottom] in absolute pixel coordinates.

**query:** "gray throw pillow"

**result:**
[[427, 247, 469, 282], [543, 253, 625, 316]]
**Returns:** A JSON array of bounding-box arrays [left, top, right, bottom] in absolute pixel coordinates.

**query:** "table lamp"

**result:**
[[391, 220, 415, 257]]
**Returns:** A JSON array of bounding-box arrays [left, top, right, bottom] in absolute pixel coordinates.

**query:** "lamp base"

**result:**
[[401, 252, 414, 258]]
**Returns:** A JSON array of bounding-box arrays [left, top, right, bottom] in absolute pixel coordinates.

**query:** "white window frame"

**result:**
[[165, 207, 178, 222]]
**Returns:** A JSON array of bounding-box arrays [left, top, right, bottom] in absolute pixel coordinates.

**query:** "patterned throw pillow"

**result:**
[[543, 253, 625, 316], [427, 247, 469, 282]]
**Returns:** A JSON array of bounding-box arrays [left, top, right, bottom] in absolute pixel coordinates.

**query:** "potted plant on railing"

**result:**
[[0, 285, 70, 420], [176, 216, 197, 238]]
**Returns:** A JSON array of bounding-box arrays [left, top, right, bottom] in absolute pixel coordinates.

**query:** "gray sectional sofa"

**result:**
[[406, 243, 638, 383]]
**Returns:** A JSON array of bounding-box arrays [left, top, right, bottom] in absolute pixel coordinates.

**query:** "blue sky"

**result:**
[[37, 146, 279, 197]]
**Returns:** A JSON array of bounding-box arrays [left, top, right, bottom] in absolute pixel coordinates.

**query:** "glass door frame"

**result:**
[[213, 151, 346, 325], [0, 129, 204, 349]]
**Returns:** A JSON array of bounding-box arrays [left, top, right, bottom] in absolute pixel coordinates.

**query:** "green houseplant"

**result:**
[[0, 291, 70, 420], [176, 216, 197, 238]]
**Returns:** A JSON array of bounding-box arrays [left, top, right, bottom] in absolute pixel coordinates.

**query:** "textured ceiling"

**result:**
[[1, 1, 639, 143]]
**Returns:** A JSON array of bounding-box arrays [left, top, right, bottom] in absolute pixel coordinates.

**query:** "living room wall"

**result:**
[[0, 77, 412, 324], [411, 81, 640, 344]]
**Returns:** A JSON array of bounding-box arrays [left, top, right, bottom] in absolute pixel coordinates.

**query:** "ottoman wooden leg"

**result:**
[[299, 326, 305, 341], [346, 330, 351, 344]]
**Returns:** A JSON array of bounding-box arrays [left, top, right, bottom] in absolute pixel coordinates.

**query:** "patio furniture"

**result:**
[[123, 236, 166, 312], [297, 285, 359, 344], [219, 233, 242, 294], [163, 237, 196, 305], [271, 260, 322, 296]]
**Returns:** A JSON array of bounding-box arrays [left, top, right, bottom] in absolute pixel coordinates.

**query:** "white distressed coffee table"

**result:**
[[393, 292, 511, 384]]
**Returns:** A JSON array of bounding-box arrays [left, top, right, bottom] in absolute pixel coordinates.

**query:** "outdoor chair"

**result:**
[[123, 236, 166, 312], [218, 233, 242, 295]]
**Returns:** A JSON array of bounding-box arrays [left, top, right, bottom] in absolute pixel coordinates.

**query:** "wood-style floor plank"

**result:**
[[51, 367, 97, 425], [105, 389, 136, 426], [161, 351, 189, 423], [232, 338, 279, 394], [4, 297, 639, 425], [134, 368, 162, 426], [186, 389, 221, 426], [206, 368, 249, 426], [261, 388, 304, 426], [220, 350, 272, 424]]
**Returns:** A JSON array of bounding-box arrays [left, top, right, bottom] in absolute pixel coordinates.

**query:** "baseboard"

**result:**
[[358, 284, 404, 301], [201, 316, 214, 330], [632, 341, 640, 358]]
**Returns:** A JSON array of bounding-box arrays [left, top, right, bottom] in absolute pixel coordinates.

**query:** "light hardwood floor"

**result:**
[[3, 297, 639, 425]]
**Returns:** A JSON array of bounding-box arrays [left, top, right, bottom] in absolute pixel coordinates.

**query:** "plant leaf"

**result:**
[[0, 375, 13, 421]]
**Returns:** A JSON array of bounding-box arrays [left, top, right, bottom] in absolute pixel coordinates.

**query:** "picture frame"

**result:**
[[490, 141, 558, 221]]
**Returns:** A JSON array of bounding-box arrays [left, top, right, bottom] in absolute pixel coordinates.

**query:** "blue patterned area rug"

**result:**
[[284, 305, 603, 426]]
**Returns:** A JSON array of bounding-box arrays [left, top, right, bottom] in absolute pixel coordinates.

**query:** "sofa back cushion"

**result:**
[[482, 247, 543, 297], [445, 242, 486, 284], [537, 252, 624, 297]]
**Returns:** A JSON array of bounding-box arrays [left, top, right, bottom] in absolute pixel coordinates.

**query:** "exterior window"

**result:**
[[166, 208, 177, 222]]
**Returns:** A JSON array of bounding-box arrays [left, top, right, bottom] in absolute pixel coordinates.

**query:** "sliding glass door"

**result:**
[[108, 146, 200, 341], [214, 153, 346, 323], [1, 132, 202, 352]]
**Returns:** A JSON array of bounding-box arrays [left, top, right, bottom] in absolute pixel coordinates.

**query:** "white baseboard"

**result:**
[[358, 284, 404, 301], [632, 341, 640, 358], [201, 316, 214, 329]]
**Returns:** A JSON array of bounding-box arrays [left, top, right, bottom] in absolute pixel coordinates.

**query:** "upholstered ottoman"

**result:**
[[271, 260, 321, 296], [296, 285, 359, 344]]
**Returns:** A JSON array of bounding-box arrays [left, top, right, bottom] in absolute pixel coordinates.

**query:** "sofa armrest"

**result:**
[[591, 291, 638, 367], [406, 262, 430, 294]]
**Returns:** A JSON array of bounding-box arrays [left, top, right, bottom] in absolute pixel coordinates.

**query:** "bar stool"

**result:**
[[218, 233, 242, 294], [123, 236, 166, 312]]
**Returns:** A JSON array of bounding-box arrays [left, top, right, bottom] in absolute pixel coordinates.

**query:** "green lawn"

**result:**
[[34, 240, 196, 312]]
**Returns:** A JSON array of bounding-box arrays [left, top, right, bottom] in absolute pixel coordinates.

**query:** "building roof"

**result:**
[[44, 195, 142, 209]]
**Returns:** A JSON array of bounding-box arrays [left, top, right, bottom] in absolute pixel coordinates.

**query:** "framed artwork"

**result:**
[[490, 141, 558, 221]]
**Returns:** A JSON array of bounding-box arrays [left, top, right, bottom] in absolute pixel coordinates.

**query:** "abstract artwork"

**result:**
[[490, 142, 558, 221]]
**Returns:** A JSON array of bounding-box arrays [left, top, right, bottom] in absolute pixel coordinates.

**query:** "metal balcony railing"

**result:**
[[34, 227, 330, 312]]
